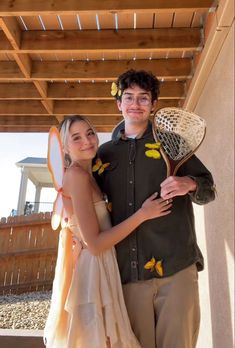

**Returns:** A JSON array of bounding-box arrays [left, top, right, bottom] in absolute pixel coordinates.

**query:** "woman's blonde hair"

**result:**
[[58, 115, 98, 167]]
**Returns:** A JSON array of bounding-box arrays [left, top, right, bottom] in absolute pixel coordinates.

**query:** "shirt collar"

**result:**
[[112, 121, 153, 142]]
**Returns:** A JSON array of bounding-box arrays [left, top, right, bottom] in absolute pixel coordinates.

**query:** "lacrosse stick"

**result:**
[[152, 107, 206, 177], [47, 126, 66, 230]]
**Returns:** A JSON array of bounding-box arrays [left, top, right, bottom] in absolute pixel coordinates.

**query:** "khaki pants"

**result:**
[[122, 264, 200, 348]]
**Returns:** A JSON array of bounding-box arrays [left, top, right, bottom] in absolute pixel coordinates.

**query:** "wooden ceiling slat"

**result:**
[[54, 99, 180, 115], [29, 58, 192, 81], [118, 13, 134, 29], [0, 1, 215, 16], [0, 31, 13, 51], [136, 14, 155, 28], [0, 81, 185, 100], [78, 14, 97, 30], [0, 115, 57, 125], [33, 81, 48, 98], [0, 17, 21, 50], [154, 13, 174, 28], [98, 14, 116, 29], [0, 52, 10, 60], [0, 100, 47, 114], [12, 53, 32, 78], [16, 16, 43, 30], [59, 15, 80, 30], [191, 11, 204, 27], [173, 12, 195, 27], [0, 125, 114, 132], [38, 15, 61, 30], [0, 83, 40, 99], [13, 28, 201, 53], [0, 61, 24, 79], [48, 81, 185, 100]]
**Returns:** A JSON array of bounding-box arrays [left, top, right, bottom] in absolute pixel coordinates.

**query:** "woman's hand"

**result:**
[[140, 192, 172, 221]]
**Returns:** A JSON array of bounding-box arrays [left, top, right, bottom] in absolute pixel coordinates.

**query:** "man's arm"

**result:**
[[160, 154, 216, 205]]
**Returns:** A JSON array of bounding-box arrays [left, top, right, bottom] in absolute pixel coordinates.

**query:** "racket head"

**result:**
[[152, 107, 206, 175]]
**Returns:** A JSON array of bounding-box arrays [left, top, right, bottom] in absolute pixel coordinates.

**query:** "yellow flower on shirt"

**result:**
[[145, 143, 161, 159], [145, 142, 161, 149]]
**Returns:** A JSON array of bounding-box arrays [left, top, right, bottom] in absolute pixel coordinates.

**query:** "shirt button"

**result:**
[[129, 202, 133, 206], [129, 180, 133, 184], [129, 161, 132, 164], [132, 247, 136, 252], [131, 261, 137, 268]]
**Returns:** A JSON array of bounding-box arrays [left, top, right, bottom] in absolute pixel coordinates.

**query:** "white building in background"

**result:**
[[16, 157, 53, 216]]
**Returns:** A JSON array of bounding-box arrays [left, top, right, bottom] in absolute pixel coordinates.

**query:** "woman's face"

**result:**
[[65, 120, 98, 162]]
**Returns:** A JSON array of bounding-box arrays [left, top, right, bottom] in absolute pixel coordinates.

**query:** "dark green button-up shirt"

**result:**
[[97, 122, 215, 284]]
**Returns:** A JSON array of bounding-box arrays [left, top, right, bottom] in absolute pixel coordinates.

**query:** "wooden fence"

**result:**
[[0, 213, 59, 295]]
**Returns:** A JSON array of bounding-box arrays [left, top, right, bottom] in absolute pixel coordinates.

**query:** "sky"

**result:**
[[0, 132, 110, 219]]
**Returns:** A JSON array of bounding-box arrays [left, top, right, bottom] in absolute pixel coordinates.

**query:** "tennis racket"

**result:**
[[152, 107, 206, 176]]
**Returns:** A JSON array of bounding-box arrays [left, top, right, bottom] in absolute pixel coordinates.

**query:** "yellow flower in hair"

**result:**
[[111, 82, 122, 97], [92, 158, 110, 175], [144, 257, 164, 276]]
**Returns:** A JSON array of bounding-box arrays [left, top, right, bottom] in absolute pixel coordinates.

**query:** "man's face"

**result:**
[[117, 85, 157, 126]]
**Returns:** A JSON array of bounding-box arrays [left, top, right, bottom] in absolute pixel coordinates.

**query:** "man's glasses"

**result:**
[[122, 94, 152, 106]]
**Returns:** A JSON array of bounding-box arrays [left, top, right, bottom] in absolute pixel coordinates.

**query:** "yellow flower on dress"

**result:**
[[111, 82, 122, 97], [92, 158, 110, 175], [144, 257, 164, 277], [145, 142, 161, 159]]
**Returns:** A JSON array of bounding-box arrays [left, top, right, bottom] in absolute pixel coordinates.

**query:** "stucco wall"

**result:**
[[194, 21, 234, 348]]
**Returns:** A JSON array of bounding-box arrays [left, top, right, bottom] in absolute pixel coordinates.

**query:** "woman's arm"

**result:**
[[63, 166, 171, 255]]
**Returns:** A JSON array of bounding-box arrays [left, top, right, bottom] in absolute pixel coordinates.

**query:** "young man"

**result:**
[[96, 70, 215, 348]]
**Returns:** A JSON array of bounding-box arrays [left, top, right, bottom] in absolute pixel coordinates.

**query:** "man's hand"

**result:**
[[160, 176, 197, 200]]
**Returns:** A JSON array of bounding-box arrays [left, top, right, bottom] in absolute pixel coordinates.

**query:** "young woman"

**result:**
[[44, 115, 172, 348]]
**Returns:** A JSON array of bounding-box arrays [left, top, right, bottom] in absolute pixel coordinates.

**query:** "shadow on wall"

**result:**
[[205, 197, 234, 348]]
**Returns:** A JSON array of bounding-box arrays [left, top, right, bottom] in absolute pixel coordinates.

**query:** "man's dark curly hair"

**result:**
[[116, 69, 160, 102]]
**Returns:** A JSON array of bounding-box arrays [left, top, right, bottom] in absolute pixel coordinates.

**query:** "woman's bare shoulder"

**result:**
[[63, 164, 90, 189]]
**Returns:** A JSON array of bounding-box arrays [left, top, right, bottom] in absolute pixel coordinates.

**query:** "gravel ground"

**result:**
[[0, 291, 51, 329]]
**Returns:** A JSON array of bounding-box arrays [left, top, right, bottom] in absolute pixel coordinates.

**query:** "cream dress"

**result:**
[[44, 201, 141, 348]]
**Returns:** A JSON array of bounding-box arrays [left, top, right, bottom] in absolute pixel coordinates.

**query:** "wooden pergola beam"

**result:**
[[0, 100, 48, 114], [0, 115, 122, 132], [0, 0, 215, 16], [0, 83, 40, 99], [0, 17, 21, 50], [0, 81, 185, 100], [54, 99, 179, 115], [0, 99, 179, 115], [0, 115, 121, 125], [0, 115, 57, 125], [3, 28, 202, 54], [30, 59, 192, 81], [0, 61, 24, 79], [0, 59, 192, 81]]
